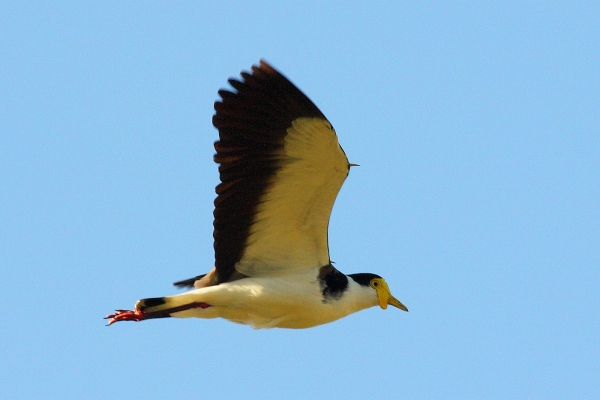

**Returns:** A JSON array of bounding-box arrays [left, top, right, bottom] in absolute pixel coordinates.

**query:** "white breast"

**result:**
[[169, 269, 378, 329]]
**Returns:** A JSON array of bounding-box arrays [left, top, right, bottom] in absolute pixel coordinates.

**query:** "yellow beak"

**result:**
[[375, 279, 408, 312]]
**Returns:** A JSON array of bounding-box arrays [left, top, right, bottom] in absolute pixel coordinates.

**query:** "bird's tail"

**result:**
[[135, 293, 211, 315]]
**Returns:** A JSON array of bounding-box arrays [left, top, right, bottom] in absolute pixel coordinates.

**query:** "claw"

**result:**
[[104, 309, 145, 326]]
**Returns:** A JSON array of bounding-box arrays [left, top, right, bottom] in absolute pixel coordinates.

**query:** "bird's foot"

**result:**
[[104, 309, 145, 326]]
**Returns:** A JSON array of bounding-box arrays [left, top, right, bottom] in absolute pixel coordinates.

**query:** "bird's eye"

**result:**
[[372, 280, 379, 287]]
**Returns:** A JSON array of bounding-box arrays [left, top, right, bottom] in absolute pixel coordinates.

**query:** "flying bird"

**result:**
[[106, 60, 408, 329]]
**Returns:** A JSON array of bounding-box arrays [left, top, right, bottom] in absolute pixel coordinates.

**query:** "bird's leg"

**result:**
[[105, 301, 211, 326]]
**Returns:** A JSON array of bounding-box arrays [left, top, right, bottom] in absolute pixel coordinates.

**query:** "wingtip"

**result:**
[[257, 59, 275, 75]]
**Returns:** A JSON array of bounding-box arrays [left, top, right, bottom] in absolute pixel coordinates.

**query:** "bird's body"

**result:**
[[106, 60, 407, 329], [135, 267, 380, 329]]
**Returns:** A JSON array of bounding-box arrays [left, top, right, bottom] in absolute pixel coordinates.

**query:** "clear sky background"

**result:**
[[1, 2, 599, 399]]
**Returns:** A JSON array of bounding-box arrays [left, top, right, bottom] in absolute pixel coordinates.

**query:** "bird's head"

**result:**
[[349, 273, 408, 312]]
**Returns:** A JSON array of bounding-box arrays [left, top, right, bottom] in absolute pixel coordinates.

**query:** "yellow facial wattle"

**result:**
[[370, 278, 408, 312]]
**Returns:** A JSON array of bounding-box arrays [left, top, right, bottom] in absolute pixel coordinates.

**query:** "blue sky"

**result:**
[[1, 2, 599, 399]]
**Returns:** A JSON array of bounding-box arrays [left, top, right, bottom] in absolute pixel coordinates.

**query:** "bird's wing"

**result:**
[[212, 60, 350, 280]]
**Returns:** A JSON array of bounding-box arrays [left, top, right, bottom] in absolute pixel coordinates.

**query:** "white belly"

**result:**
[[168, 269, 374, 329]]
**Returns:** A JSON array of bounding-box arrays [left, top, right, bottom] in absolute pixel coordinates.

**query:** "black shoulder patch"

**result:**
[[348, 273, 381, 287], [319, 264, 349, 302]]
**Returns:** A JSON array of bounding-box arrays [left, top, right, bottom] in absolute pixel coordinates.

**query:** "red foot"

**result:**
[[104, 309, 146, 325]]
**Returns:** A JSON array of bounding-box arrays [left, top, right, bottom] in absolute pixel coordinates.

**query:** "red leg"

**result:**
[[105, 302, 211, 326]]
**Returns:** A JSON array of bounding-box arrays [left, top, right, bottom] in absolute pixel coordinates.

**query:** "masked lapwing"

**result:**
[[105, 60, 408, 329]]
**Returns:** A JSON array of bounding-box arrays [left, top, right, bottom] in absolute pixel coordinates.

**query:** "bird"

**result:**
[[105, 60, 408, 329]]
